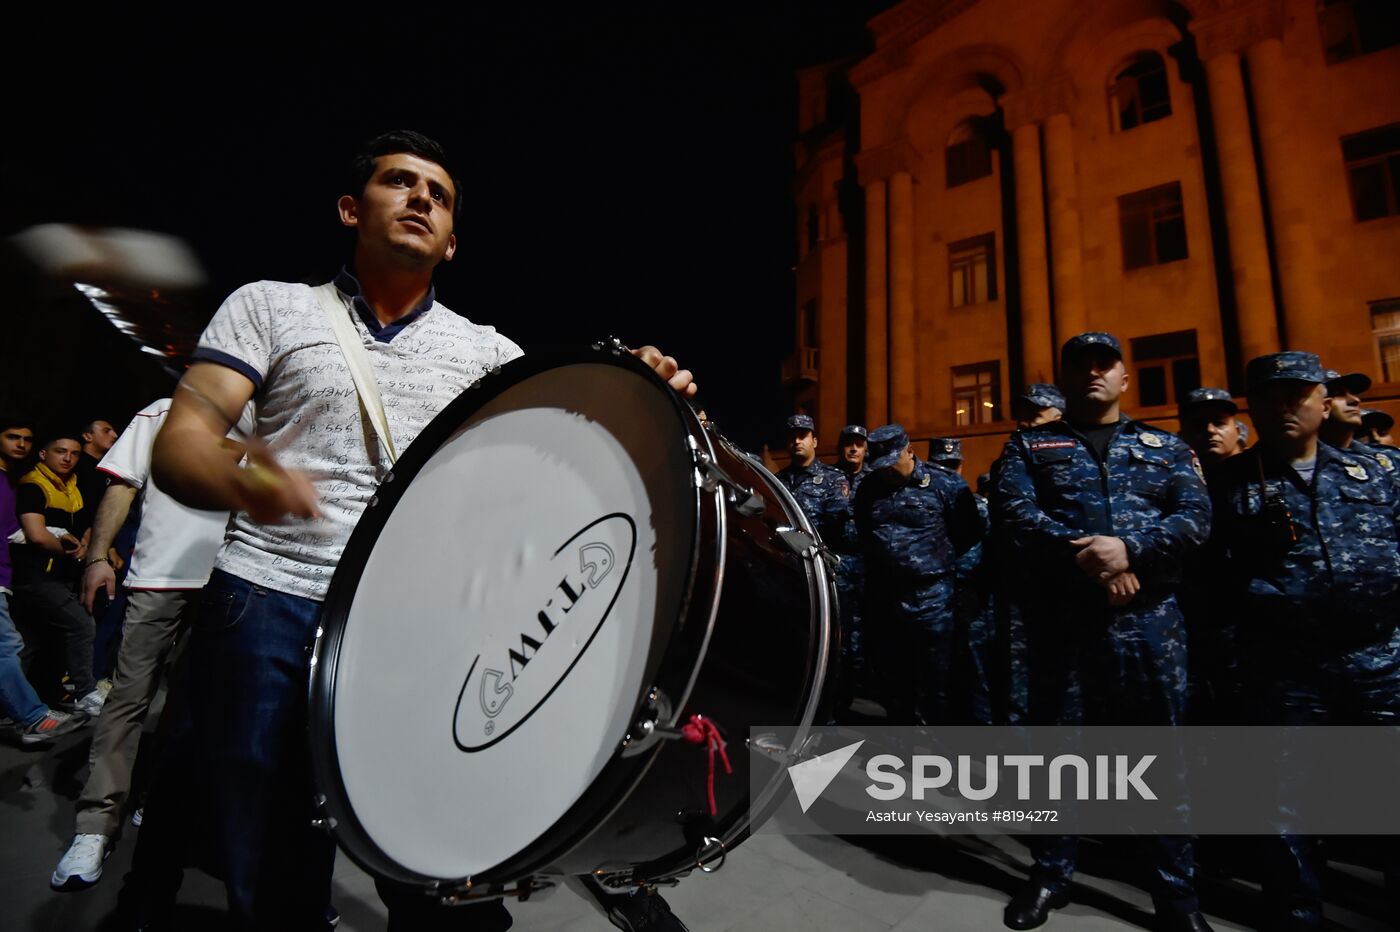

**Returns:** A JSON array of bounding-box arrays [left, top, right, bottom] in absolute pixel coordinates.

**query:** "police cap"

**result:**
[[1323, 369, 1372, 397], [784, 414, 816, 433], [1362, 408, 1395, 433], [1018, 383, 1066, 411], [1246, 351, 1325, 392], [839, 424, 868, 441], [866, 424, 909, 470], [1178, 387, 1237, 418], [1060, 331, 1122, 364]]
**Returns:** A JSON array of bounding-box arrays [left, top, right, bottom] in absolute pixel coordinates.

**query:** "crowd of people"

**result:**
[[777, 333, 1400, 931]]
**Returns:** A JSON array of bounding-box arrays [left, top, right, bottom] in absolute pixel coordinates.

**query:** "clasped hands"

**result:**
[[1070, 535, 1138, 607]]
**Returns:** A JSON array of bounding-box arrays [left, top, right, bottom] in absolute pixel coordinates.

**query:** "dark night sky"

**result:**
[[2, 4, 883, 451]]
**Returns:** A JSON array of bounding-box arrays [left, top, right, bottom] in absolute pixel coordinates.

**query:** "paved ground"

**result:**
[[1, 719, 1390, 931]]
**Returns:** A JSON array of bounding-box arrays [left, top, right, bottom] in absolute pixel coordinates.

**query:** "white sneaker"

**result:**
[[51, 833, 110, 889], [75, 689, 106, 718]]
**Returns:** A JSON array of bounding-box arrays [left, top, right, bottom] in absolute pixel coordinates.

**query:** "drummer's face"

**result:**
[[340, 152, 458, 268]]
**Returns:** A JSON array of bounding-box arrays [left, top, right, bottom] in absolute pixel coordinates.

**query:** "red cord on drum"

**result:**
[[680, 714, 732, 817]]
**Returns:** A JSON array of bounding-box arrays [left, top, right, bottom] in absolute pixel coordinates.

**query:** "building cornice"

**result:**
[[855, 139, 922, 185], [1189, 0, 1284, 59], [851, 0, 982, 87], [1001, 77, 1078, 130]]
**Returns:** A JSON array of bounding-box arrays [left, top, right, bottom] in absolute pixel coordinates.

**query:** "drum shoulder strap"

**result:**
[[312, 282, 398, 465]]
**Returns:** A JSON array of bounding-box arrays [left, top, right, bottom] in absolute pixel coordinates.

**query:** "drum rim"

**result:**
[[309, 345, 717, 889]]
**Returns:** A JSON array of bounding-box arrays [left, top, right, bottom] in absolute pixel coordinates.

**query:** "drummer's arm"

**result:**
[[631, 346, 698, 398], [153, 363, 319, 523]]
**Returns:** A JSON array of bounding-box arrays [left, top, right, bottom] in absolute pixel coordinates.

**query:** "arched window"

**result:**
[[1110, 52, 1171, 132], [945, 118, 993, 188]]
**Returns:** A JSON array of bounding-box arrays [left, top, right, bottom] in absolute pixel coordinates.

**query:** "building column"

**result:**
[[864, 179, 888, 426], [1012, 121, 1054, 383], [1202, 50, 1280, 362], [888, 171, 917, 427], [1043, 112, 1087, 345], [1246, 37, 1322, 350]]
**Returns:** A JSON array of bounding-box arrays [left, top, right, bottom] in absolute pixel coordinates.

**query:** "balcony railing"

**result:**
[[782, 346, 820, 385]]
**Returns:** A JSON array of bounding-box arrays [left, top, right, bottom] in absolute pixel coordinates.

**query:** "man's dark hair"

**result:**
[[0, 414, 35, 435], [40, 428, 84, 448], [350, 130, 463, 222], [83, 418, 109, 436]]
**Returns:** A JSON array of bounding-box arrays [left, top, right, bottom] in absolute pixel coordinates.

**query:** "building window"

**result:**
[[1110, 52, 1172, 131], [1374, 299, 1400, 382], [1343, 124, 1400, 221], [952, 362, 1001, 426], [946, 118, 993, 188], [1131, 330, 1200, 407], [1320, 0, 1400, 64], [949, 234, 997, 307], [802, 299, 819, 349], [1119, 182, 1188, 270]]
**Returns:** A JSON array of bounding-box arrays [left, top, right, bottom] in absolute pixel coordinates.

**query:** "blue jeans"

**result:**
[[0, 592, 47, 726], [131, 570, 336, 929]]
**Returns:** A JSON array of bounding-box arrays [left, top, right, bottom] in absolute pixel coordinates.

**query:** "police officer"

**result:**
[[1177, 387, 1245, 474], [776, 414, 848, 545], [832, 425, 869, 709], [1360, 407, 1396, 448], [993, 332, 1212, 932], [853, 425, 983, 725], [1012, 383, 1066, 430], [1208, 351, 1400, 928], [1319, 369, 1399, 488], [929, 438, 996, 723]]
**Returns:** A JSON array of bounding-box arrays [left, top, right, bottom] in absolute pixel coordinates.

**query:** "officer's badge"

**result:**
[[1345, 463, 1369, 481], [1190, 453, 1204, 482], [919, 474, 931, 488], [813, 476, 823, 484], [1140, 433, 1164, 448], [1377, 453, 1394, 472]]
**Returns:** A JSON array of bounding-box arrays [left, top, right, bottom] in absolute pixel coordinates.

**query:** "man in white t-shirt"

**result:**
[[119, 132, 696, 932], [51, 399, 247, 891]]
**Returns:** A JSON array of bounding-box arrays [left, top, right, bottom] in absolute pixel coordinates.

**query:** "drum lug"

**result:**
[[776, 526, 840, 569], [688, 437, 765, 517], [620, 687, 675, 757]]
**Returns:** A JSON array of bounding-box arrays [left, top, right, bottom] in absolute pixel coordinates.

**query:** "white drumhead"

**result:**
[[330, 364, 696, 879]]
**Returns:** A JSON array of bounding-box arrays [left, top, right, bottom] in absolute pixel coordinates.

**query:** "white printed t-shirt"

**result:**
[[98, 400, 239, 590], [192, 274, 523, 601]]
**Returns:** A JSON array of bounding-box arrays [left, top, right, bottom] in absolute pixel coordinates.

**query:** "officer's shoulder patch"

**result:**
[[1377, 452, 1394, 472], [1028, 439, 1076, 452], [813, 475, 823, 484], [1190, 453, 1205, 482], [1140, 432, 1165, 448], [919, 474, 931, 488], [1344, 462, 1369, 481]]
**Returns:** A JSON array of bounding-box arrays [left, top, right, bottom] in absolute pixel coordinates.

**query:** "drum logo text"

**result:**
[[453, 514, 636, 752]]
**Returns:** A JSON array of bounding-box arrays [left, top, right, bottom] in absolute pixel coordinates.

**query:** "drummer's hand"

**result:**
[[632, 346, 698, 398], [231, 440, 321, 524]]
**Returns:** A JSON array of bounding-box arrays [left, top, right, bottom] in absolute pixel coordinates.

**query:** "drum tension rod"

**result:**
[[687, 439, 766, 517]]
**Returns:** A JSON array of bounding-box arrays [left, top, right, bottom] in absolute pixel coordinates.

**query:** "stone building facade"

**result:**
[[788, 0, 1400, 478]]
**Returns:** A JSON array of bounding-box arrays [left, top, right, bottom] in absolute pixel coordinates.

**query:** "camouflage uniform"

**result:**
[[777, 458, 849, 543], [833, 457, 868, 698], [854, 428, 984, 725], [1209, 427, 1400, 924], [993, 413, 1210, 913]]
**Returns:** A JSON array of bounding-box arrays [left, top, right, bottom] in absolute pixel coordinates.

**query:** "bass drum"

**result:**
[[309, 345, 836, 897]]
